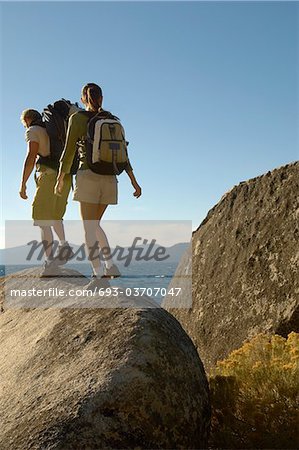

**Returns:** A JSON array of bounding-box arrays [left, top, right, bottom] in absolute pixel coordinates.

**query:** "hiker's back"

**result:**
[[39, 99, 82, 172], [77, 109, 129, 175]]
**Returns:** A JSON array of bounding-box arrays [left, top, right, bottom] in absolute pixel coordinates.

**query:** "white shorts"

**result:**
[[73, 169, 118, 204]]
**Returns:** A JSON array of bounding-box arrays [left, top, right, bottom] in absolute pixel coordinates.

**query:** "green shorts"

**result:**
[[32, 165, 72, 226]]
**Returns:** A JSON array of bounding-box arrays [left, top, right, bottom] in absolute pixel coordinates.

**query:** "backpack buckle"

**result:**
[[109, 143, 120, 151]]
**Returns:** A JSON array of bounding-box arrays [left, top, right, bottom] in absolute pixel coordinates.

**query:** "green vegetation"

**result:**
[[208, 332, 299, 449]]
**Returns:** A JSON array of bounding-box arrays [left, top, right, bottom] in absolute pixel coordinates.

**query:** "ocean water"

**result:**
[[0, 261, 177, 302]]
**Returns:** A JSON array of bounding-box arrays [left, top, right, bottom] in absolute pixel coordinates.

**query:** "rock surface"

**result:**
[[0, 268, 210, 450], [163, 162, 299, 372]]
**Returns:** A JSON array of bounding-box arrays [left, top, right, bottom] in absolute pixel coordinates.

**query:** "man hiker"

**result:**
[[19, 108, 73, 277]]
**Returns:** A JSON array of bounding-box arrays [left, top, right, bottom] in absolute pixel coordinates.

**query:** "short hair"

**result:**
[[20, 109, 42, 126]]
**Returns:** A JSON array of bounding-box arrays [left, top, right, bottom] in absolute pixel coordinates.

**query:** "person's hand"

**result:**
[[54, 177, 64, 197], [19, 184, 28, 200], [132, 180, 142, 198]]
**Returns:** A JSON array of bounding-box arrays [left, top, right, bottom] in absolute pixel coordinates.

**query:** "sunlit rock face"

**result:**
[[0, 270, 211, 450], [163, 162, 299, 372]]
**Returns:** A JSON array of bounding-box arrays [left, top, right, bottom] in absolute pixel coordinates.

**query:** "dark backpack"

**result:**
[[37, 99, 82, 173], [83, 110, 130, 175]]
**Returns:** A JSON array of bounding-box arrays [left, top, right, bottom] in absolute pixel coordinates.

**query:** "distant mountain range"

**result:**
[[0, 242, 189, 266]]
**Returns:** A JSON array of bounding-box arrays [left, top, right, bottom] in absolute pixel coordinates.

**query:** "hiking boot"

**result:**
[[53, 242, 75, 266], [102, 264, 121, 279], [40, 261, 62, 278], [85, 275, 110, 291]]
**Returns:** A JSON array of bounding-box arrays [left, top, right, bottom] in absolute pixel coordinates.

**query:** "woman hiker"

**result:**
[[54, 83, 142, 289]]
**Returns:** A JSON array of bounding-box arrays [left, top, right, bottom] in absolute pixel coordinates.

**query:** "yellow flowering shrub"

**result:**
[[208, 332, 299, 449]]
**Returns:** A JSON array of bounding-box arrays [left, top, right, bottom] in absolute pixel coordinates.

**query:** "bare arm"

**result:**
[[19, 141, 39, 199], [126, 169, 142, 198]]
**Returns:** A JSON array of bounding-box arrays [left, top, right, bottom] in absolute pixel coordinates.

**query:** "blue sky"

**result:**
[[0, 1, 298, 247]]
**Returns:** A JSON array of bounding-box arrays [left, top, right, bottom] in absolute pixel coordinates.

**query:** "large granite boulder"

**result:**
[[0, 268, 210, 450], [163, 162, 299, 372]]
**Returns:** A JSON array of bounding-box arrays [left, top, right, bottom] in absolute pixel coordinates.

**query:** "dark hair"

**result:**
[[81, 83, 103, 112]]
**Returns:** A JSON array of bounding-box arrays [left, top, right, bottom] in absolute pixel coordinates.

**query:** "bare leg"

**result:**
[[53, 220, 66, 242], [80, 202, 108, 276], [39, 226, 54, 259], [95, 225, 113, 269]]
